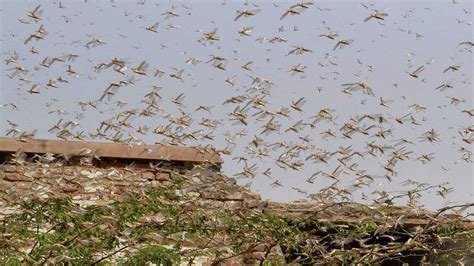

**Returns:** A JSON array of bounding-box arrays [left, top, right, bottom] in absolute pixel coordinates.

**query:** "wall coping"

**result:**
[[0, 137, 223, 164]]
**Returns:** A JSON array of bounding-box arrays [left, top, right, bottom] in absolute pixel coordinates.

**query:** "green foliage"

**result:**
[[437, 220, 467, 238], [124, 245, 180, 265], [354, 222, 378, 235], [0, 175, 471, 265]]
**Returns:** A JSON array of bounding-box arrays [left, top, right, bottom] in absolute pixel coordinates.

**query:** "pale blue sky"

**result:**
[[1, 0, 473, 210]]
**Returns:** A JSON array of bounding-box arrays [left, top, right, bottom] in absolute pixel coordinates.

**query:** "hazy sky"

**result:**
[[1, 0, 473, 210]]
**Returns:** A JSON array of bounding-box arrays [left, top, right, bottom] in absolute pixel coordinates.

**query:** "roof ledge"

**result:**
[[0, 137, 223, 164]]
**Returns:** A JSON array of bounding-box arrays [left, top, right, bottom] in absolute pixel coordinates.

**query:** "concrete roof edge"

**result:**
[[0, 137, 223, 164]]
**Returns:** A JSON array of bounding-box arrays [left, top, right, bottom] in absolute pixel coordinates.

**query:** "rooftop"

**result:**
[[0, 137, 223, 164]]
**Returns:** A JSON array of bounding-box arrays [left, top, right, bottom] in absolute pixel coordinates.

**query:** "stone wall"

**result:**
[[0, 153, 262, 216], [0, 151, 285, 265]]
